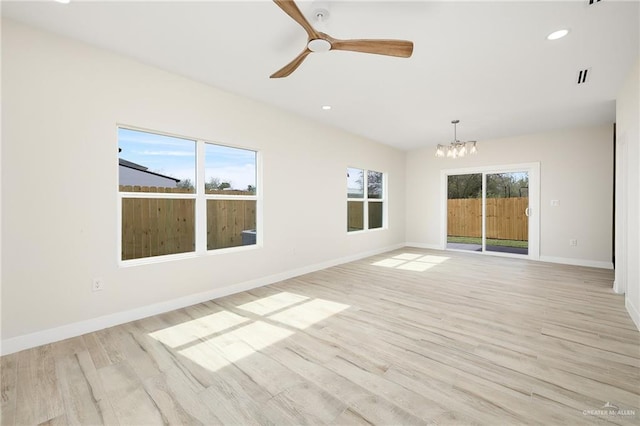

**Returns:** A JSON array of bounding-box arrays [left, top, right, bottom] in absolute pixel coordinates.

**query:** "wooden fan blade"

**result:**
[[270, 48, 312, 78], [273, 0, 320, 40], [329, 38, 414, 58]]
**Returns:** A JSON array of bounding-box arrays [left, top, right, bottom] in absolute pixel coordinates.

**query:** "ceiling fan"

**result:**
[[270, 0, 414, 78]]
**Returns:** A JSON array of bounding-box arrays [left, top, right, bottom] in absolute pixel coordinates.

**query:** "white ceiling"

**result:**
[[2, 0, 638, 150]]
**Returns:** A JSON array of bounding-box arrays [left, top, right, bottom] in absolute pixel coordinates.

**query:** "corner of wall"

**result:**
[[625, 298, 640, 332]]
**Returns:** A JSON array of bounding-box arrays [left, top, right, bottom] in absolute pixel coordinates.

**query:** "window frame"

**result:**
[[117, 125, 260, 266], [347, 167, 387, 233]]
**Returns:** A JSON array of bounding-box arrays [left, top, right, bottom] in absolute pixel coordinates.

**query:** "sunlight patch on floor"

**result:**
[[418, 255, 449, 264], [179, 320, 295, 371], [371, 258, 406, 268], [231, 320, 295, 351], [149, 292, 350, 373], [371, 253, 450, 272], [149, 310, 250, 348], [392, 253, 423, 261], [237, 291, 309, 316], [268, 299, 350, 329]]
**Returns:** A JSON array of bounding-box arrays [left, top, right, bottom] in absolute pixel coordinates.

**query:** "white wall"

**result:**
[[615, 58, 640, 330], [1, 20, 406, 352], [406, 125, 614, 268]]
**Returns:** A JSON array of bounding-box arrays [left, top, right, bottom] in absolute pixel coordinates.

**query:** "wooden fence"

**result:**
[[120, 186, 256, 260], [348, 201, 363, 231], [207, 199, 256, 250], [447, 197, 528, 241], [347, 201, 383, 231]]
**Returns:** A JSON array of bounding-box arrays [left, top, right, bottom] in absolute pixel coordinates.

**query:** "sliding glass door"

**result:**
[[485, 172, 529, 255], [444, 164, 539, 259], [447, 173, 482, 252]]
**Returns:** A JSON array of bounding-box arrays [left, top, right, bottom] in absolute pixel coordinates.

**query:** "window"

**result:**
[[347, 168, 385, 232], [204, 143, 257, 251], [118, 127, 258, 262]]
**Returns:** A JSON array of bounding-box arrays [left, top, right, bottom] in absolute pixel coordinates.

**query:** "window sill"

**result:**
[[119, 243, 261, 268], [347, 227, 387, 235]]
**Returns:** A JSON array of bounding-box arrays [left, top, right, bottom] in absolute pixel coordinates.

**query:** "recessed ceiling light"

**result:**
[[54, 0, 71, 3], [321, 105, 332, 110], [547, 29, 569, 40]]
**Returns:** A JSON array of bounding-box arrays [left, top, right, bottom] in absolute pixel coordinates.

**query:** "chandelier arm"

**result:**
[[436, 120, 477, 159]]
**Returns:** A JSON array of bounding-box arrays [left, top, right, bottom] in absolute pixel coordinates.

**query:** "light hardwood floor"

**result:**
[[2, 248, 639, 425]]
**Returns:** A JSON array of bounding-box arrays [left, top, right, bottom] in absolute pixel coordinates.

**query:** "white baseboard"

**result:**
[[0, 243, 403, 356], [538, 255, 613, 270], [613, 280, 625, 294], [0, 243, 618, 355], [626, 298, 640, 332], [405, 245, 613, 270]]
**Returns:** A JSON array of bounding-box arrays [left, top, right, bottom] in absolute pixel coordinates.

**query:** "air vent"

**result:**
[[588, 0, 602, 5], [577, 68, 591, 84]]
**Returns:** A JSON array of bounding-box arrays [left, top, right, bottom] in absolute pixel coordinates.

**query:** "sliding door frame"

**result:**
[[440, 162, 540, 260]]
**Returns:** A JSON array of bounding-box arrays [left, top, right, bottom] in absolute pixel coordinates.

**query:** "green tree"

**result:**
[[205, 177, 221, 191], [176, 178, 194, 190], [448, 174, 482, 199], [448, 173, 529, 199], [486, 173, 529, 198], [367, 171, 383, 198], [205, 177, 231, 191]]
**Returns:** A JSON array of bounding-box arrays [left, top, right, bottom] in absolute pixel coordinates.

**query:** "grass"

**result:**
[[447, 236, 528, 248]]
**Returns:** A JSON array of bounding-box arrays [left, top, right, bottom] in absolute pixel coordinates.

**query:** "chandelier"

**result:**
[[435, 120, 478, 158]]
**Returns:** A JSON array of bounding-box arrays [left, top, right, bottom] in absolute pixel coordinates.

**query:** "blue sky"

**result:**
[[118, 128, 256, 189]]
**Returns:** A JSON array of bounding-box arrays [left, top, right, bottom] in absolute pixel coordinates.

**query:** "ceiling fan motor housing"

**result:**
[[308, 38, 331, 52]]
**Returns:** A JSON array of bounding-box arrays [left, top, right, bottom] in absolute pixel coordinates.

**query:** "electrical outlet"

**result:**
[[569, 239, 578, 247], [92, 278, 104, 292]]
